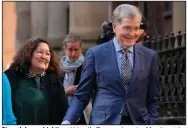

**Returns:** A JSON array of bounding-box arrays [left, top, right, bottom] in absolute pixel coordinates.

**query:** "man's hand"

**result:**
[[65, 85, 77, 95]]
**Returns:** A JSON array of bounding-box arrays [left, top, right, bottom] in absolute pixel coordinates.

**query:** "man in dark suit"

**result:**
[[62, 4, 160, 125], [60, 33, 87, 124]]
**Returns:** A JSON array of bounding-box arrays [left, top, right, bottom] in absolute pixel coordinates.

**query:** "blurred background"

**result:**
[[2, 1, 186, 125], [3, 1, 185, 70]]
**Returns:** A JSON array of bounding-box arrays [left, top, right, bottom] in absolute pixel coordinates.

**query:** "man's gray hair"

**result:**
[[112, 4, 142, 24], [63, 33, 82, 47]]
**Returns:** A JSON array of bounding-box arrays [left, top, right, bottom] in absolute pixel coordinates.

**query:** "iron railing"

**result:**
[[143, 31, 186, 125]]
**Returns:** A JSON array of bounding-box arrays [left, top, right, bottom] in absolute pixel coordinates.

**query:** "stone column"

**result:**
[[146, 2, 165, 37], [47, 2, 69, 50], [3, 2, 17, 70], [31, 2, 48, 38], [16, 2, 31, 52], [69, 2, 109, 53], [172, 1, 185, 34], [108, 2, 113, 20], [137, 2, 145, 15], [155, 2, 165, 36]]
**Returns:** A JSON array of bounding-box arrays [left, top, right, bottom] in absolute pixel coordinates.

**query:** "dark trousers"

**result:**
[[120, 116, 133, 125]]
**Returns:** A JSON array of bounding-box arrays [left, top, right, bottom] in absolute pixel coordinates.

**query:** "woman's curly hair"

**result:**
[[9, 37, 60, 75]]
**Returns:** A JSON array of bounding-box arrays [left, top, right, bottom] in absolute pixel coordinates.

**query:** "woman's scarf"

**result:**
[[60, 54, 84, 85]]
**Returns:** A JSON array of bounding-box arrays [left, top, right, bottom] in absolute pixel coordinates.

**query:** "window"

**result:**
[[164, 2, 172, 19]]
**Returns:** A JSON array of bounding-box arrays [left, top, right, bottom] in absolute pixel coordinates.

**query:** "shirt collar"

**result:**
[[113, 37, 134, 53]]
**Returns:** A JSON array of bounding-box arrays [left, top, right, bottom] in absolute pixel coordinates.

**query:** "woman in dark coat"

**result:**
[[4, 38, 68, 125]]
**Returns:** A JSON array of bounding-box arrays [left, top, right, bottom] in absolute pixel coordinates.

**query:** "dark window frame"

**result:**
[[164, 2, 172, 20]]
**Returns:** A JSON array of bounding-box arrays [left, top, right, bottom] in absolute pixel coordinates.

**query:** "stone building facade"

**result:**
[[2, 1, 186, 70]]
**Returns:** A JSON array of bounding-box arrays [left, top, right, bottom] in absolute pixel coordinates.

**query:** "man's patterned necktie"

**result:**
[[122, 49, 132, 87], [121, 49, 132, 116]]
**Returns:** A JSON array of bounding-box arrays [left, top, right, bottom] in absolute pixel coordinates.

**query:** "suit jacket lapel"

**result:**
[[127, 44, 145, 94], [104, 40, 126, 93]]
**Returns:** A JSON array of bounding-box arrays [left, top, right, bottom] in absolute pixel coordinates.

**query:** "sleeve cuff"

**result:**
[[61, 120, 71, 125]]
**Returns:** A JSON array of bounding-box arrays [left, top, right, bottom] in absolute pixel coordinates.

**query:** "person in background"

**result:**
[[60, 33, 92, 124], [2, 73, 17, 125], [136, 16, 147, 44], [4, 37, 68, 125], [97, 21, 115, 45], [62, 4, 160, 125]]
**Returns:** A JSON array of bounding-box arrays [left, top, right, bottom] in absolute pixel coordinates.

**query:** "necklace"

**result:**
[[26, 70, 46, 78]]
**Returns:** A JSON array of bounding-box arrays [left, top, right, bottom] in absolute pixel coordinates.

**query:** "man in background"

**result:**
[[60, 33, 91, 124]]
